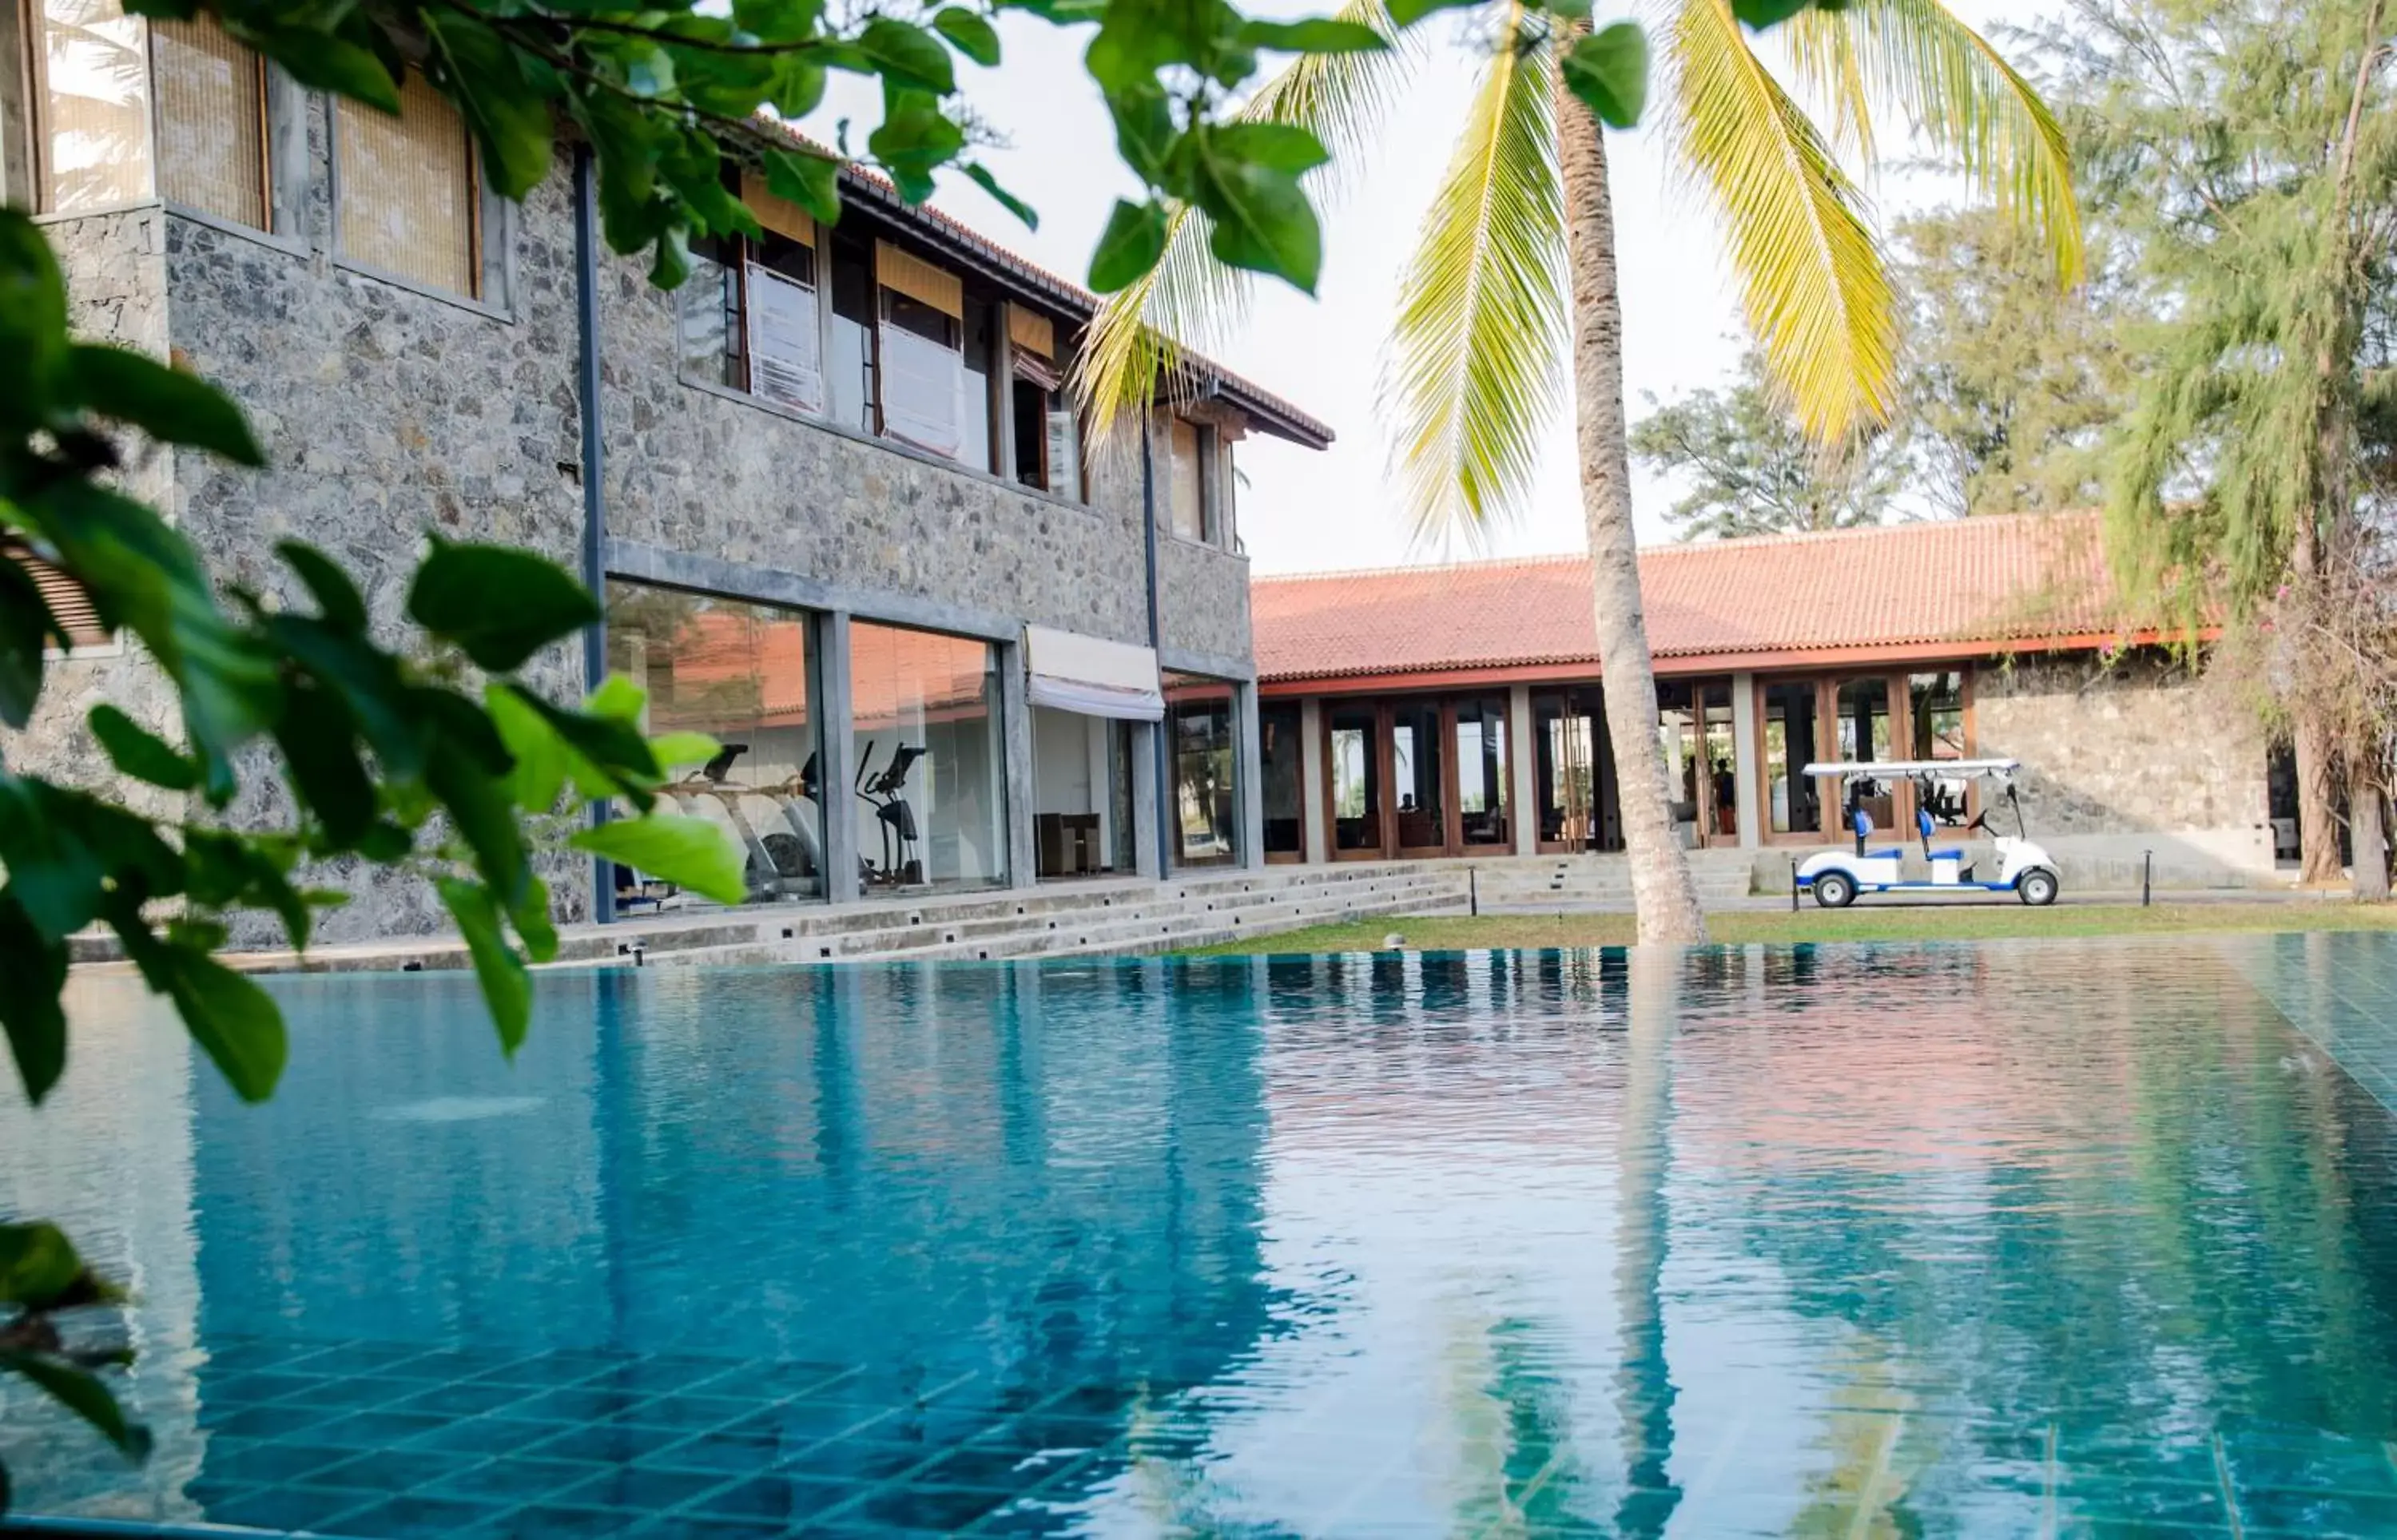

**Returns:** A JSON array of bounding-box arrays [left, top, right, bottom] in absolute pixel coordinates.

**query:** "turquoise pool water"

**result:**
[[6, 935, 2397, 1538]]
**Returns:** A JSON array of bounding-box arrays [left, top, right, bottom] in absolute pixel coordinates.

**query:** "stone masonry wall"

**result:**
[[16, 208, 183, 825], [1157, 534, 1252, 668], [1974, 652, 2268, 837]]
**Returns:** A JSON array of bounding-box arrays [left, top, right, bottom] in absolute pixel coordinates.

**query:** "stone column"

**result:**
[[1000, 634, 1037, 887], [1731, 671, 1761, 850], [1299, 697, 1328, 863], [1236, 680, 1266, 871], [813, 610, 857, 903], [1509, 684, 1539, 856], [1131, 720, 1163, 879]]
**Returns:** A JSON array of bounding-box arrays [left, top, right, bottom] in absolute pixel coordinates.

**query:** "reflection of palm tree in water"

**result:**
[[1614, 949, 1679, 1535]]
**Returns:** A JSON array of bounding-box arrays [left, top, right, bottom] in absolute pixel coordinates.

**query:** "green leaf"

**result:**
[[858, 17, 956, 94], [423, 11, 555, 200], [1207, 122, 1332, 174], [1236, 18, 1386, 54], [487, 685, 570, 813], [406, 541, 601, 674], [89, 705, 200, 792], [1, 1351, 150, 1459], [512, 873, 560, 966], [67, 345, 262, 465], [273, 680, 376, 847], [0, 549, 59, 729], [1105, 85, 1175, 185], [0, 1221, 93, 1306], [130, 934, 286, 1101], [961, 164, 1038, 230], [0, 898, 70, 1104], [1731, 0, 1816, 26], [181, 828, 312, 951], [649, 731, 722, 771], [1191, 144, 1322, 294], [0, 209, 72, 429], [1088, 199, 1171, 292], [438, 877, 531, 1055], [1384, 0, 1481, 26], [227, 22, 398, 111], [1560, 22, 1648, 129], [761, 145, 842, 225], [0, 779, 107, 939], [276, 542, 368, 634], [764, 54, 829, 117], [572, 814, 747, 905], [931, 6, 1001, 65], [583, 673, 650, 726], [869, 91, 967, 200]]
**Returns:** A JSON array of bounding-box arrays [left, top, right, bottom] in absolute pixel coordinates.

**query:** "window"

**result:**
[[1007, 306, 1081, 498], [3, 538, 109, 653], [29, 0, 152, 213], [1166, 416, 1206, 542], [731, 170, 822, 412], [1390, 699, 1444, 851], [150, 15, 266, 228], [850, 621, 1007, 891], [602, 582, 823, 911], [826, 234, 877, 434], [1835, 677, 1895, 835], [336, 69, 478, 296], [1761, 679, 1823, 836], [959, 296, 996, 474], [1165, 672, 1238, 867], [1259, 701, 1303, 857], [1453, 696, 1509, 847], [1030, 706, 1132, 878], [1328, 702, 1381, 853], [876, 241, 964, 458], [1910, 669, 1970, 826], [1535, 689, 1617, 851]]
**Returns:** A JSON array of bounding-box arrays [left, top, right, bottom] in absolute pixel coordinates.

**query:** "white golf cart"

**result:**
[[1795, 758, 2061, 909]]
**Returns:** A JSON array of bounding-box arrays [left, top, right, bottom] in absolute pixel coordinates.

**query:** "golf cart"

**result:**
[[1795, 759, 2061, 908]]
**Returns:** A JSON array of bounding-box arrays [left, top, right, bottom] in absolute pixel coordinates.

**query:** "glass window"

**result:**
[[851, 621, 1007, 891], [878, 288, 962, 456], [680, 237, 740, 389], [1391, 700, 1445, 851], [1454, 696, 1509, 848], [1260, 702, 1303, 856], [1835, 677, 1895, 834], [827, 237, 877, 435], [32, 0, 153, 213], [1536, 693, 1591, 849], [336, 70, 478, 296], [603, 582, 821, 912], [1656, 680, 1701, 843], [960, 297, 996, 474], [1218, 437, 1238, 549], [152, 16, 266, 228], [1166, 673, 1238, 867], [1328, 703, 1381, 853], [1762, 680, 1823, 836], [1910, 670, 1970, 825], [744, 232, 821, 412], [1030, 706, 1131, 879], [1701, 681, 1735, 839], [1167, 418, 1206, 542]]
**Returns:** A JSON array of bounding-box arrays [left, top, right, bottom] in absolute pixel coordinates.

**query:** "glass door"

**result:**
[[1389, 699, 1449, 855], [1326, 702, 1385, 859]]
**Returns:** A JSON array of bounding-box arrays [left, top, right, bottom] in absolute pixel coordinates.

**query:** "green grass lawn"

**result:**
[[1181, 900, 2397, 955]]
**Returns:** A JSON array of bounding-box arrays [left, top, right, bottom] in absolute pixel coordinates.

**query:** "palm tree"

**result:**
[[1079, 0, 2081, 943]]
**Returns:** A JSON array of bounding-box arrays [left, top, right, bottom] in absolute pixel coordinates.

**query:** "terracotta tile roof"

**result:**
[[746, 119, 1332, 449], [1253, 511, 2140, 683]]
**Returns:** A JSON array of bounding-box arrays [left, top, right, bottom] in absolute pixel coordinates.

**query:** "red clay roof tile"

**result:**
[[1253, 511, 2133, 682]]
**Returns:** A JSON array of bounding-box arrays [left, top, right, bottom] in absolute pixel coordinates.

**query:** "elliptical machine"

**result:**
[[853, 740, 926, 887]]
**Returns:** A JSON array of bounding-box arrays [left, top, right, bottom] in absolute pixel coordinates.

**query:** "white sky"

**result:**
[[805, 0, 2041, 574]]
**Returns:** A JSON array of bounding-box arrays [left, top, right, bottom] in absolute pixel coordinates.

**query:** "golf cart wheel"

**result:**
[[2017, 868, 2060, 907], [1814, 871, 1857, 909]]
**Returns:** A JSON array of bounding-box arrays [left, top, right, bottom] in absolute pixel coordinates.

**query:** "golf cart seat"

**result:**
[[1851, 808, 1907, 860], [1915, 808, 1966, 861]]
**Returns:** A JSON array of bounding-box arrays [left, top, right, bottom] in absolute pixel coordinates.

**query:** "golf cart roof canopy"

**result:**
[[1800, 758, 2023, 779]]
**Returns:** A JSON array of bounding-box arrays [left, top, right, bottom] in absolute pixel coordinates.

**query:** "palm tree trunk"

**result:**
[[2351, 768, 2389, 902], [1554, 50, 1709, 944]]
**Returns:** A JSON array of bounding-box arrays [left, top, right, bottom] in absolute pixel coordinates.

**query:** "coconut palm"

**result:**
[[1078, 0, 2081, 943]]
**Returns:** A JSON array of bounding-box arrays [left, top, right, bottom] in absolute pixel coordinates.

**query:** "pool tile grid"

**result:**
[[50, 1336, 1163, 1538]]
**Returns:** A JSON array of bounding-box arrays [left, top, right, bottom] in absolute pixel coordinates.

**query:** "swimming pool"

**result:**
[[5, 935, 2397, 1537]]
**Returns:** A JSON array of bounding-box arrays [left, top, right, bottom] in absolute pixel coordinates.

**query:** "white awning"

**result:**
[[1024, 625, 1164, 720]]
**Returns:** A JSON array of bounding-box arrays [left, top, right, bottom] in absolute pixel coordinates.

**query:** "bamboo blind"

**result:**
[[2, 540, 109, 651], [337, 71, 477, 296], [32, 0, 154, 213], [1007, 306, 1054, 361], [739, 168, 815, 247], [875, 240, 961, 317], [152, 15, 266, 228]]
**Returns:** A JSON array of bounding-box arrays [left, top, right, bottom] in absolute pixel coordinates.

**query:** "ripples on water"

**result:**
[[3, 935, 2397, 1537]]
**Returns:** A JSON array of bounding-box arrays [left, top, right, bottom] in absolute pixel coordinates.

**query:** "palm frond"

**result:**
[[1786, 0, 2083, 284], [1380, 10, 1567, 544], [1783, 14, 1878, 165], [1073, 0, 1411, 438], [1670, 0, 1898, 444]]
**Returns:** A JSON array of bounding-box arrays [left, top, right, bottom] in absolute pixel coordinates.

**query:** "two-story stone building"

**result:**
[[6, 5, 1329, 939]]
